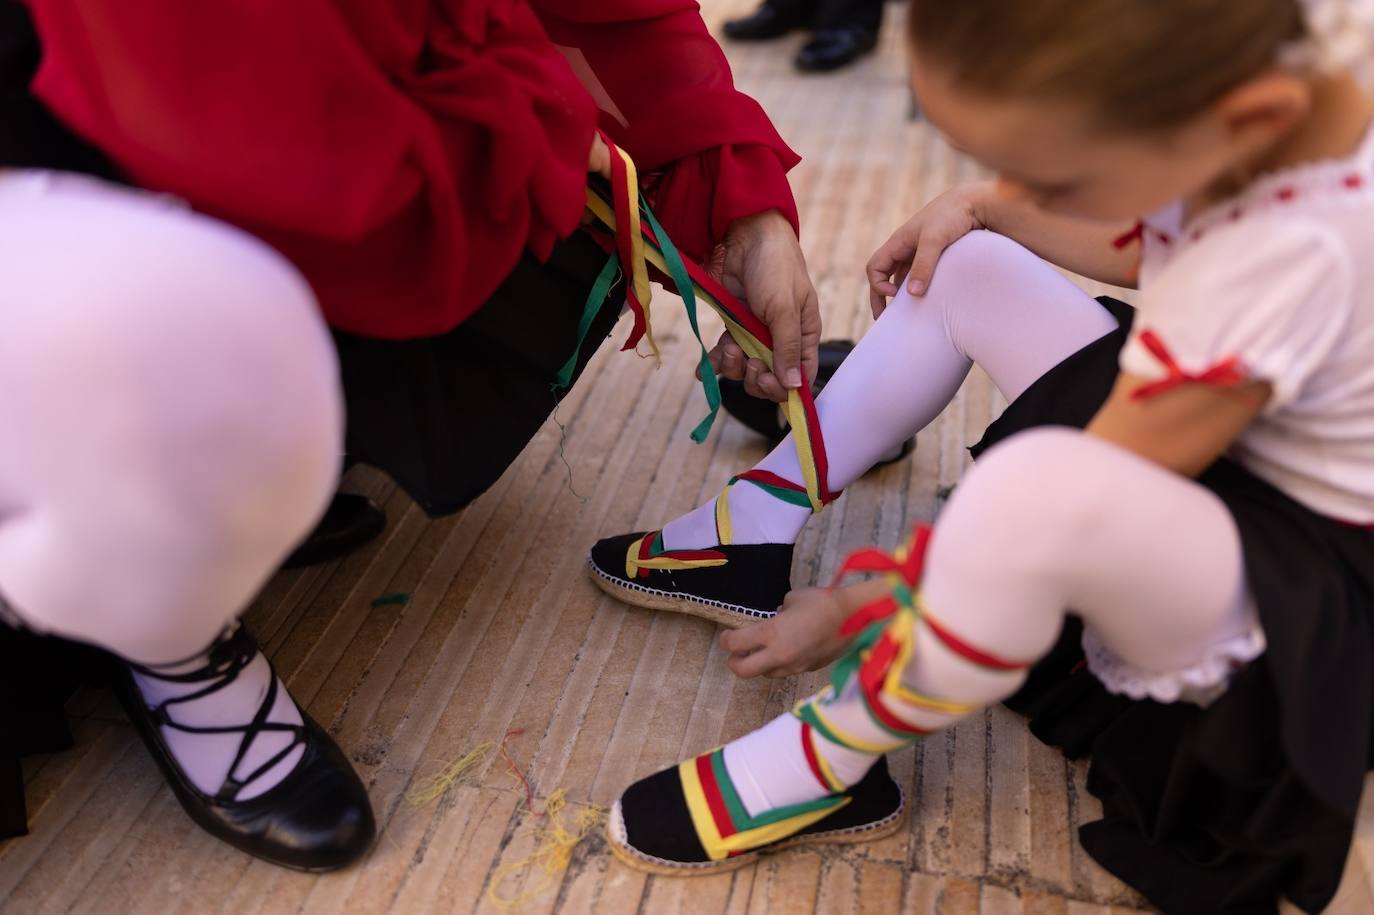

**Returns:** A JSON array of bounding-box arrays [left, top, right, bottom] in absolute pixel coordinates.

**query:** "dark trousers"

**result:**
[[770, 0, 883, 33], [332, 233, 626, 517]]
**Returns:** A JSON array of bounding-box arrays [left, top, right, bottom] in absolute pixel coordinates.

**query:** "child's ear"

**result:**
[[1214, 71, 1311, 144]]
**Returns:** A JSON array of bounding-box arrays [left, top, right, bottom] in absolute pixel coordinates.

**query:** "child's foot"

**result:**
[[606, 720, 905, 874], [587, 530, 793, 627], [588, 467, 836, 626]]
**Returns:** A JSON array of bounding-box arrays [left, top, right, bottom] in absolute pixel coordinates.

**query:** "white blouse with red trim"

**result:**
[[1119, 123, 1374, 524]]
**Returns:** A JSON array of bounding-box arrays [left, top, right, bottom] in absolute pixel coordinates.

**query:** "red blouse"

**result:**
[[22, 0, 800, 339]]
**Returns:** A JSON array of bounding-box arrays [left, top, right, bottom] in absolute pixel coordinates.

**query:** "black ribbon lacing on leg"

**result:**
[[127, 624, 307, 803]]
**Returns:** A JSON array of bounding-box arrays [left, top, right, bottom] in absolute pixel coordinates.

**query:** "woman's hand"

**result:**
[[706, 210, 821, 403], [588, 132, 612, 180], [866, 181, 994, 318], [719, 577, 893, 679]]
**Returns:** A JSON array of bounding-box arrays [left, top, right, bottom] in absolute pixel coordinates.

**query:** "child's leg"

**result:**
[[663, 231, 1120, 549], [680, 429, 1257, 819], [0, 174, 342, 798]]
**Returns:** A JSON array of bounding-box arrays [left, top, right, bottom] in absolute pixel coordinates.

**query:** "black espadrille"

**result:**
[[587, 530, 793, 628], [606, 754, 905, 875]]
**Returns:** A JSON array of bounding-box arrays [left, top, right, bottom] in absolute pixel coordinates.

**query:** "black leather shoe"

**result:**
[[115, 626, 376, 872], [282, 493, 386, 569], [718, 340, 915, 468], [723, 1, 812, 41], [794, 27, 878, 72]]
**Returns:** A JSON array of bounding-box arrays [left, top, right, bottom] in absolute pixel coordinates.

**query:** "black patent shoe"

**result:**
[[282, 493, 386, 569], [723, 0, 812, 40], [608, 755, 905, 874], [795, 27, 878, 72], [115, 625, 375, 871], [587, 531, 792, 628], [718, 340, 915, 468]]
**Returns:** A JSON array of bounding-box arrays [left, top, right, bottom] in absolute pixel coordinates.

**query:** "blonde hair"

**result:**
[[907, 0, 1307, 130]]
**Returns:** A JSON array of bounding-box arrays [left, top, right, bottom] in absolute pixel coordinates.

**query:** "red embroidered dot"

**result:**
[[1228, 207, 1243, 222], [1344, 173, 1365, 189], [1154, 230, 1172, 245], [1189, 228, 1204, 242], [1276, 186, 1298, 202]]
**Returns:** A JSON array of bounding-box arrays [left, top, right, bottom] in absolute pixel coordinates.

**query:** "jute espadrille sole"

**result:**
[[586, 556, 777, 630], [604, 793, 908, 876]]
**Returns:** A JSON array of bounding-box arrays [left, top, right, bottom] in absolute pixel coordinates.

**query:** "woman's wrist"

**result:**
[[725, 208, 795, 243]]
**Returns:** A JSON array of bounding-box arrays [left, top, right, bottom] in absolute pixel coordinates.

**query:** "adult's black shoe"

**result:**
[[723, 1, 812, 41], [794, 27, 878, 72], [718, 340, 914, 467], [282, 493, 387, 569], [115, 625, 376, 872]]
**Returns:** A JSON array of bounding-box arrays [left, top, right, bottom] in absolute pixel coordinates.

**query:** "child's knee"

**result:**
[[925, 230, 1040, 296], [943, 428, 1119, 561]]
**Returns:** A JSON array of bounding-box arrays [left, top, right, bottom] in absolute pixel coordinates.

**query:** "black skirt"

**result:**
[[980, 297, 1374, 915], [332, 231, 624, 516]]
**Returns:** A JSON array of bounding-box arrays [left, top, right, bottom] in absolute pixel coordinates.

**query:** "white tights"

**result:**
[[0, 171, 343, 797], [672, 231, 1262, 816], [663, 230, 1121, 548]]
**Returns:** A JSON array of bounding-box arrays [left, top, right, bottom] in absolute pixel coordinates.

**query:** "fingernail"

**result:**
[[909, 279, 926, 295], [786, 369, 802, 388]]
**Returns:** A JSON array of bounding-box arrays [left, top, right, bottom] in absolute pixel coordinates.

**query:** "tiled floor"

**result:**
[[5, 2, 1373, 912]]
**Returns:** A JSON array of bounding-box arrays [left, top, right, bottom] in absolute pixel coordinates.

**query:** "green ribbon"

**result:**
[[826, 618, 889, 698], [639, 204, 723, 443], [557, 189, 725, 443], [553, 252, 621, 391], [731, 476, 815, 509]]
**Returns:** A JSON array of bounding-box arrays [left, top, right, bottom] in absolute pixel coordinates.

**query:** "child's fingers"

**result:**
[[720, 624, 770, 655], [727, 645, 783, 679], [870, 289, 887, 320], [866, 254, 901, 293], [906, 236, 951, 296]]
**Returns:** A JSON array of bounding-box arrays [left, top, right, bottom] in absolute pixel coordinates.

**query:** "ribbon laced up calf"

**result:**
[[581, 136, 839, 626]]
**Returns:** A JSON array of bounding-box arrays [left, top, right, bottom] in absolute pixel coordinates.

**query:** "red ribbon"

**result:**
[[1112, 221, 1145, 250], [1131, 330, 1247, 401], [833, 526, 933, 636], [604, 130, 648, 353]]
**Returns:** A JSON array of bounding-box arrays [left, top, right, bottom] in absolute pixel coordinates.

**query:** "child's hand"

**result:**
[[866, 181, 993, 318], [720, 587, 854, 679]]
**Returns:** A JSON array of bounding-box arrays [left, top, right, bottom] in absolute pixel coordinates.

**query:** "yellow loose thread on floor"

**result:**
[[404, 740, 496, 808], [487, 790, 607, 910], [401, 734, 603, 909]]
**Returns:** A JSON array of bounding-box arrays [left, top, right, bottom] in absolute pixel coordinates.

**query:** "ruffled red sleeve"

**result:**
[[23, 0, 597, 339], [532, 0, 801, 261], [23, 0, 797, 338]]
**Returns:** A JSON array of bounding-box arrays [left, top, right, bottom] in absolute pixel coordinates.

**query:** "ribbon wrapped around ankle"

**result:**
[[793, 526, 1032, 755], [563, 133, 835, 513], [714, 469, 842, 545]]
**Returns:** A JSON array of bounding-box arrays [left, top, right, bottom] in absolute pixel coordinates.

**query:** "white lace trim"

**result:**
[[1081, 623, 1267, 707]]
